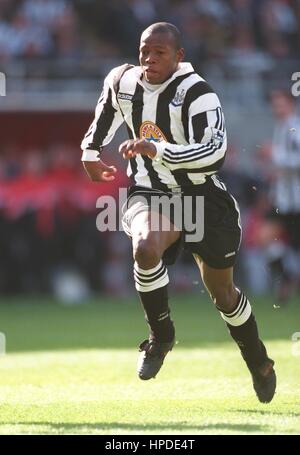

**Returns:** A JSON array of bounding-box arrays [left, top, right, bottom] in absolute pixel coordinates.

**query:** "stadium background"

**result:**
[[0, 0, 300, 436], [1, 0, 299, 299]]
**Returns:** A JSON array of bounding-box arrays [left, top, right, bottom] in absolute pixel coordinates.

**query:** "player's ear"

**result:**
[[176, 47, 184, 63]]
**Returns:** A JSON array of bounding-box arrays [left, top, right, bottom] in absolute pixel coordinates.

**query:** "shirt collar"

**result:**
[[135, 62, 195, 92]]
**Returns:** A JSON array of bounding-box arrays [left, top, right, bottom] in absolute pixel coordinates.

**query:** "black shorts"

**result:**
[[122, 176, 242, 269]]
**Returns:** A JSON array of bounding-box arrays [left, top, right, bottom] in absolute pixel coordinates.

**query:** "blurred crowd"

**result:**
[[0, 0, 299, 65], [221, 90, 300, 302], [0, 145, 131, 298]]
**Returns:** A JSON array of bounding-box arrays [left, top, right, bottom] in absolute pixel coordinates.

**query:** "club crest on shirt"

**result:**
[[171, 89, 185, 107], [140, 121, 167, 142]]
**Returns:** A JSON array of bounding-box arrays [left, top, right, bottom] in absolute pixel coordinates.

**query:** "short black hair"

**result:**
[[142, 22, 183, 50]]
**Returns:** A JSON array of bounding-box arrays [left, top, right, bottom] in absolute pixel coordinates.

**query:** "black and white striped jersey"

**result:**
[[81, 62, 227, 190], [271, 114, 300, 213]]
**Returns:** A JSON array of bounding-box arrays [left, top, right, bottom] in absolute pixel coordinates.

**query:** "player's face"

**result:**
[[139, 32, 184, 84]]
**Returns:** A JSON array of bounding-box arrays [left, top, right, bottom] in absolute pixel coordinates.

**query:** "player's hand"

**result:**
[[119, 139, 157, 160], [82, 159, 117, 182]]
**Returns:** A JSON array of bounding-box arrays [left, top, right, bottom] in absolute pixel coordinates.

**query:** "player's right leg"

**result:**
[[124, 205, 181, 380]]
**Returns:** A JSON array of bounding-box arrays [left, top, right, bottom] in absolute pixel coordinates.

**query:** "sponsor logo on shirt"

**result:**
[[140, 121, 167, 142]]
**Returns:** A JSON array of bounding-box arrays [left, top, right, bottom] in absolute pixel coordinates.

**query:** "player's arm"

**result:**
[[154, 92, 227, 170], [119, 92, 227, 172], [81, 67, 125, 182]]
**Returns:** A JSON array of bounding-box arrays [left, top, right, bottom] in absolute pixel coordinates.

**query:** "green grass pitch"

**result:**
[[0, 293, 299, 435]]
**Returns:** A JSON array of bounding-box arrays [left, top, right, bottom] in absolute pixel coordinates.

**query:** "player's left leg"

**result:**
[[194, 256, 276, 403]]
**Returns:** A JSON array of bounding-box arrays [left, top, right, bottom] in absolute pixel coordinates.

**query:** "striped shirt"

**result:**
[[81, 62, 227, 190], [271, 113, 300, 213]]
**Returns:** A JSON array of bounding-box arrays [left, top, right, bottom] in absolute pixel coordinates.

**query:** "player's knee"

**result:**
[[210, 284, 237, 312], [133, 236, 161, 268]]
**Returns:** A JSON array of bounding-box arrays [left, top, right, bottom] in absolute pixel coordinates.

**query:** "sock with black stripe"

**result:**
[[218, 291, 268, 370], [134, 260, 175, 343]]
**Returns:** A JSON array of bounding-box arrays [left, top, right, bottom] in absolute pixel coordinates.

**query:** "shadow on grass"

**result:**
[[0, 421, 270, 434], [234, 409, 300, 417]]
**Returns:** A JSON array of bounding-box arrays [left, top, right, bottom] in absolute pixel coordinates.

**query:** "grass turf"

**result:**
[[0, 293, 299, 435]]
